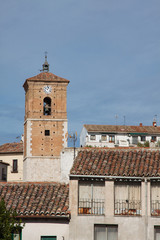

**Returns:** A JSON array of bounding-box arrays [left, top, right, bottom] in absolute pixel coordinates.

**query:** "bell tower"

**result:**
[[23, 55, 70, 181]]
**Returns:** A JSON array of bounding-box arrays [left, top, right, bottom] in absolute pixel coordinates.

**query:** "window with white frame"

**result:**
[[109, 135, 115, 143], [12, 229, 22, 240], [101, 135, 107, 141], [154, 227, 160, 240], [140, 136, 146, 142], [90, 135, 96, 141], [132, 136, 138, 144], [114, 181, 141, 216], [151, 182, 160, 216], [94, 225, 118, 240], [78, 181, 105, 215]]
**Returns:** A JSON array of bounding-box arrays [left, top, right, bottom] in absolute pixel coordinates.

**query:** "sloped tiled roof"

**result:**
[[84, 124, 160, 134], [0, 182, 69, 218], [0, 142, 23, 153], [70, 149, 160, 177], [25, 72, 70, 83]]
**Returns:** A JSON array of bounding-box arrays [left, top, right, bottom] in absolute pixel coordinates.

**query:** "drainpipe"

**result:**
[[145, 178, 148, 240]]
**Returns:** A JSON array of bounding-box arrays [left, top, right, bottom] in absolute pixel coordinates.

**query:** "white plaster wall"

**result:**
[[69, 215, 147, 240], [60, 148, 80, 183], [22, 221, 69, 240], [80, 127, 88, 147], [85, 141, 115, 148], [23, 157, 61, 182], [0, 153, 23, 181]]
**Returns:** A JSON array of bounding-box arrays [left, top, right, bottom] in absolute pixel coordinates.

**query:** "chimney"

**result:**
[[139, 123, 143, 127], [153, 121, 157, 127]]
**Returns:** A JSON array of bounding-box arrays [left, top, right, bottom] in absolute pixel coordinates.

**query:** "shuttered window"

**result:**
[[114, 182, 141, 215], [94, 225, 118, 240], [155, 227, 160, 240], [79, 181, 105, 215], [151, 182, 160, 216]]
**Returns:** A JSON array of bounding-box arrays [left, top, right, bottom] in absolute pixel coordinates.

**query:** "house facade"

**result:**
[[0, 142, 23, 181], [80, 123, 160, 148], [69, 149, 160, 240], [0, 182, 70, 240]]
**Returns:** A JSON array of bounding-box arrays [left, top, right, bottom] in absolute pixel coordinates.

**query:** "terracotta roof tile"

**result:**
[[0, 182, 69, 218], [0, 142, 23, 153], [25, 72, 70, 83], [84, 124, 160, 134], [70, 149, 160, 177]]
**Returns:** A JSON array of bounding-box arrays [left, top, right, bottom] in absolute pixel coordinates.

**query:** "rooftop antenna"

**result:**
[[115, 114, 118, 126], [154, 114, 157, 122], [40, 51, 49, 72], [123, 115, 126, 126], [68, 132, 77, 159], [153, 114, 157, 127]]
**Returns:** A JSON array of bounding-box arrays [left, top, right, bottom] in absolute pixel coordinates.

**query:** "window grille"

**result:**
[[78, 181, 105, 215]]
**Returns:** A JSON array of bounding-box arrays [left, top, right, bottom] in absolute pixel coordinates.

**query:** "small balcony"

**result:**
[[115, 199, 141, 216], [151, 200, 160, 216], [78, 198, 104, 215]]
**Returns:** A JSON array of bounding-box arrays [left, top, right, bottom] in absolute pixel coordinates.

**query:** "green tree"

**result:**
[[0, 198, 23, 240]]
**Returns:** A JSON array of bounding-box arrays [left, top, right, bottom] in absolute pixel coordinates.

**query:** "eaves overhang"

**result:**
[[69, 174, 160, 181]]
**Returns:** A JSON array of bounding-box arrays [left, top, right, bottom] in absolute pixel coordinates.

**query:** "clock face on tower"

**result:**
[[43, 85, 52, 94]]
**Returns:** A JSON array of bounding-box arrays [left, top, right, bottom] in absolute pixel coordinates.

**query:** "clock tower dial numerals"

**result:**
[[43, 85, 52, 94]]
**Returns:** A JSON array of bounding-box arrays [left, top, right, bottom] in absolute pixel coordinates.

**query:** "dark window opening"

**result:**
[[2, 168, 6, 181], [43, 97, 51, 115], [12, 228, 22, 240], [12, 159, 18, 173], [141, 136, 146, 141], [41, 237, 57, 240], [45, 130, 50, 136], [152, 136, 157, 142]]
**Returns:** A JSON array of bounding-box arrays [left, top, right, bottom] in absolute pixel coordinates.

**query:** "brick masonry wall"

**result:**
[[24, 81, 68, 158]]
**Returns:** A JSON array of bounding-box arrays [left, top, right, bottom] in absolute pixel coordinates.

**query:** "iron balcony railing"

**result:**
[[115, 199, 141, 216], [78, 198, 105, 215], [151, 200, 160, 216]]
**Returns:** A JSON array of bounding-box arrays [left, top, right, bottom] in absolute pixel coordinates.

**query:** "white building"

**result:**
[[80, 122, 160, 148]]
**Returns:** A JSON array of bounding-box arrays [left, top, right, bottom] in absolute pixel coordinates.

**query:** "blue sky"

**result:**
[[0, 0, 160, 146]]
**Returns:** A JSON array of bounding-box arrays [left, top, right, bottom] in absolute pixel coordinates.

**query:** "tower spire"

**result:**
[[42, 51, 49, 72]]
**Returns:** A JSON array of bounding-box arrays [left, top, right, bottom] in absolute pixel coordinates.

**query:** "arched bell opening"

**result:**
[[43, 97, 51, 115]]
